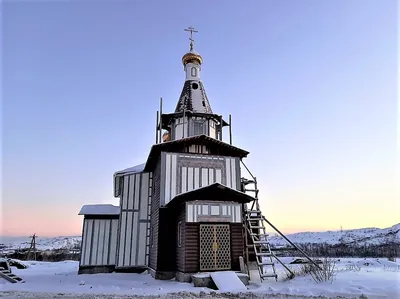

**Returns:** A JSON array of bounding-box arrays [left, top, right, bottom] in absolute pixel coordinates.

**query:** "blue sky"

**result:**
[[2, 0, 398, 236]]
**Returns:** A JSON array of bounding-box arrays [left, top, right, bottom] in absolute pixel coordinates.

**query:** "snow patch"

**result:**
[[114, 163, 145, 176], [78, 204, 119, 216]]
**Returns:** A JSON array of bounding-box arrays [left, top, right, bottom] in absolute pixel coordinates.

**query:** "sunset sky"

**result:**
[[2, 0, 398, 237]]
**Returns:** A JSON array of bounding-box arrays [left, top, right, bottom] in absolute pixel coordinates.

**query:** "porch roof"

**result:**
[[166, 183, 255, 207]]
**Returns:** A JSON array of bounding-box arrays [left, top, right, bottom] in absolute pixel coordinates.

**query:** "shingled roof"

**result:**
[[144, 134, 249, 171], [175, 80, 213, 114]]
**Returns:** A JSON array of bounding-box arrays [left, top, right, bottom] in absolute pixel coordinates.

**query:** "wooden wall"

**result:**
[[116, 172, 152, 268], [230, 223, 244, 271], [80, 217, 118, 267], [149, 158, 161, 271], [176, 223, 243, 273], [161, 152, 241, 205], [175, 202, 244, 274]]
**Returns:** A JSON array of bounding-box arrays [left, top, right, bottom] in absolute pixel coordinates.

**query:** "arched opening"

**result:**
[[191, 67, 197, 77]]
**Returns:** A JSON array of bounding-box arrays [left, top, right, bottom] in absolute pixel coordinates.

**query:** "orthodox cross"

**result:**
[[184, 26, 198, 50]]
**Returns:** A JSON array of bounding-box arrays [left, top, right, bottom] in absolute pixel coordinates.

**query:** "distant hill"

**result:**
[[0, 236, 81, 254], [268, 223, 400, 247], [1, 223, 399, 255]]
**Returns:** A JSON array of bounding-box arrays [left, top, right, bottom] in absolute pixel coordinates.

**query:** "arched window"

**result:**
[[191, 67, 197, 77]]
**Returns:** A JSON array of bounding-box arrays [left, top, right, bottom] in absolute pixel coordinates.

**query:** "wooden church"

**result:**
[[77, 27, 299, 283]]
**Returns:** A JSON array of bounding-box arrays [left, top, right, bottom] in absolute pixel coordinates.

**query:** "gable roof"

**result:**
[[143, 134, 249, 171], [166, 183, 255, 207]]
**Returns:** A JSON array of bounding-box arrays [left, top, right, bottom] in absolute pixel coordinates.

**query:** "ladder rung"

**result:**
[[246, 212, 262, 216], [261, 274, 278, 278], [248, 244, 263, 248], [253, 240, 269, 244], [251, 233, 269, 236], [249, 225, 264, 229], [256, 252, 272, 256], [258, 261, 275, 266], [248, 217, 263, 221]]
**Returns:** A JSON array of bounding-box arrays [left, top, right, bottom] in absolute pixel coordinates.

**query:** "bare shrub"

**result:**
[[345, 263, 361, 272], [300, 257, 337, 283]]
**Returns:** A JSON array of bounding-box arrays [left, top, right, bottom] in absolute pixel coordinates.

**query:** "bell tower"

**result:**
[[158, 27, 229, 143]]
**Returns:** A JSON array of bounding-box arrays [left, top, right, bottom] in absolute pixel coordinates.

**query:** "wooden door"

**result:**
[[199, 224, 231, 271]]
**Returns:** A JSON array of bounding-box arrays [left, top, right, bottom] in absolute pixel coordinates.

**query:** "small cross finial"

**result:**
[[184, 26, 198, 50]]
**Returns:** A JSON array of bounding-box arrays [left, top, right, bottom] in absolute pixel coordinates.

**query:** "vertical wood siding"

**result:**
[[149, 158, 162, 270], [176, 204, 186, 272], [80, 218, 118, 266], [175, 221, 244, 273], [156, 208, 176, 271], [184, 223, 199, 273], [116, 172, 151, 268], [162, 153, 241, 206], [230, 223, 244, 271]]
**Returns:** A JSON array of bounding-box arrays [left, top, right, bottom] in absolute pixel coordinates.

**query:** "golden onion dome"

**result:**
[[182, 48, 203, 66]]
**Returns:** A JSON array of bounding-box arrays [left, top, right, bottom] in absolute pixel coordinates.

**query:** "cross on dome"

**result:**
[[184, 26, 198, 51]]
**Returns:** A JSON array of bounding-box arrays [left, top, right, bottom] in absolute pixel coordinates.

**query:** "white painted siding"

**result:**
[[116, 172, 151, 268], [80, 218, 118, 266], [109, 219, 118, 265], [173, 117, 189, 139], [162, 153, 240, 206], [186, 201, 242, 223], [164, 153, 179, 204], [225, 157, 238, 189]]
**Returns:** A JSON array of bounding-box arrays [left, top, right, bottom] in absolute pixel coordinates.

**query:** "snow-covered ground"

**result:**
[[0, 257, 399, 298]]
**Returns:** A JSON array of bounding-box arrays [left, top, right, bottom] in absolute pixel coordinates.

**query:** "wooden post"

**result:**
[[229, 114, 232, 145], [33, 234, 37, 261], [219, 115, 223, 141], [27, 233, 37, 261], [159, 97, 163, 143], [182, 109, 186, 138], [156, 111, 159, 144]]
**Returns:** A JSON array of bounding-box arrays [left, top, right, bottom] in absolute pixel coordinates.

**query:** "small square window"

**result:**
[[202, 205, 209, 215], [210, 205, 220, 216]]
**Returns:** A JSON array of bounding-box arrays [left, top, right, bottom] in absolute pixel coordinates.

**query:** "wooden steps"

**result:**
[[0, 268, 25, 283]]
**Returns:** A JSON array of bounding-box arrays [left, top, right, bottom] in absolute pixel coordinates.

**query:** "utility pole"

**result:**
[[27, 233, 37, 261]]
